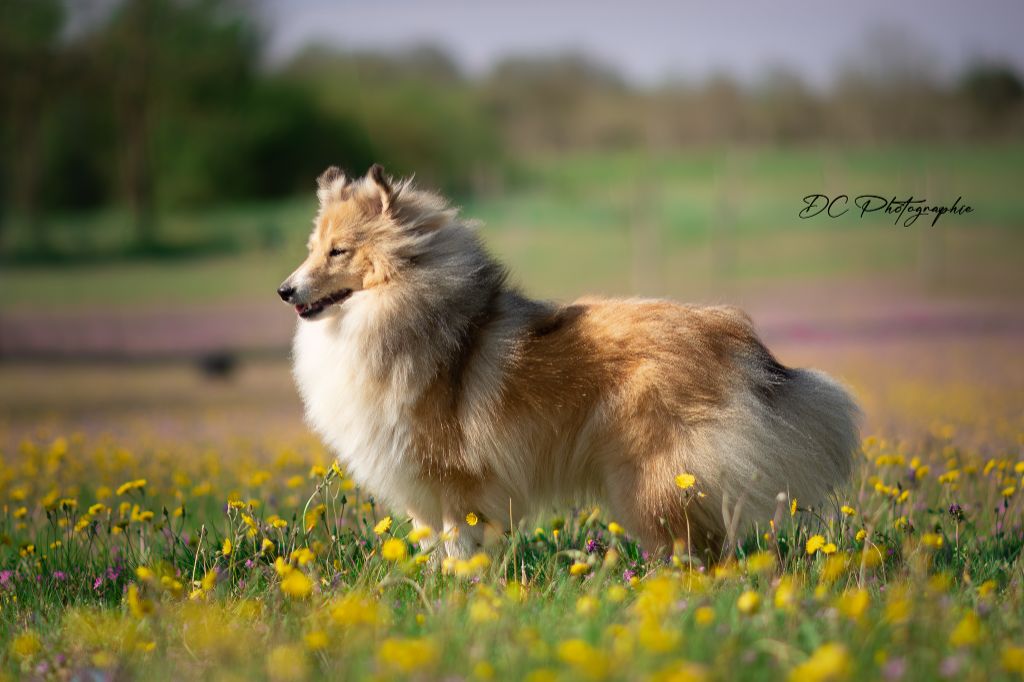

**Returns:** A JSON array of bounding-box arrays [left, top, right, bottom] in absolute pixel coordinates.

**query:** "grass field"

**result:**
[[1, 336, 1023, 681], [1, 145, 1023, 680], [2, 144, 1023, 310]]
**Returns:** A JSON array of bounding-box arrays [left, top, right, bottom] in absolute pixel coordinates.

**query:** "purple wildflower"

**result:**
[[939, 655, 963, 678], [882, 657, 907, 681]]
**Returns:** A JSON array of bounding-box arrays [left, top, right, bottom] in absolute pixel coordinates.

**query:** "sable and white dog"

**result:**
[[278, 165, 860, 560]]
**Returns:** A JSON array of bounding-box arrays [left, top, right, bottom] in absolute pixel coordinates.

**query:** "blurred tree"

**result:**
[[960, 62, 1023, 125], [285, 46, 502, 196], [95, 0, 260, 247], [0, 0, 65, 245], [484, 53, 630, 151]]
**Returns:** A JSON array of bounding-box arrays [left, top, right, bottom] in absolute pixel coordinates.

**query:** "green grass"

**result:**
[[1, 425, 1023, 680], [2, 144, 1023, 309]]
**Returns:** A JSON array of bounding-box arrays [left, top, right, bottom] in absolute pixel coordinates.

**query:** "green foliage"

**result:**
[[0, 0, 504, 260]]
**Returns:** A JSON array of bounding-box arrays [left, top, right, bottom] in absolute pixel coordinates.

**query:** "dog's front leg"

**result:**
[[442, 506, 484, 560], [407, 512, 444, 567]]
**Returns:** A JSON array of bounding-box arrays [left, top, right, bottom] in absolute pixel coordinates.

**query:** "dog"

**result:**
[[278, 164, 860, 561]]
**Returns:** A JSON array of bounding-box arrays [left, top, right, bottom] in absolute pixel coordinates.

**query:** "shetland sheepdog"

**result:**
[[278, 165, 860, 561]]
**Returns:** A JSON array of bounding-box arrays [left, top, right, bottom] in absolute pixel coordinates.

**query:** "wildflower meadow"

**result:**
[[1, 338, 1022, 682]]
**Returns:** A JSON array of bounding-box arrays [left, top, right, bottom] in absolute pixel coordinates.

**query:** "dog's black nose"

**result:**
[[277, 285, 296, 302]]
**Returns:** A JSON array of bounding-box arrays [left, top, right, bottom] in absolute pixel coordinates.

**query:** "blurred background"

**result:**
[[1, 0, 1022, 450]]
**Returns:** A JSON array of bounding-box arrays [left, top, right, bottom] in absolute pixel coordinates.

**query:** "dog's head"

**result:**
[[278, 164, 442, 321]]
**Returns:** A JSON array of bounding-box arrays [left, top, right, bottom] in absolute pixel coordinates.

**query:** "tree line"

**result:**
[[1, 0, 1020, 257]]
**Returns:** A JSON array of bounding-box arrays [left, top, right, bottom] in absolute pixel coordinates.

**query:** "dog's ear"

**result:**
[[368, 163, 394, 215], [316, 166, 348, 205]]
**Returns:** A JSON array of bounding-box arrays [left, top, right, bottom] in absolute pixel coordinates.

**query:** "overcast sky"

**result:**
[[261, 0, 1024, 87]]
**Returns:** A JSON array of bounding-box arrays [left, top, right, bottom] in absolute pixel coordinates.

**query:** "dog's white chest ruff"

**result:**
[[292, 315, 425, 510]]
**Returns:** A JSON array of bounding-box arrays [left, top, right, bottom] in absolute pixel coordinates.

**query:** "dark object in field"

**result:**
[[198, 351, 238, 380]]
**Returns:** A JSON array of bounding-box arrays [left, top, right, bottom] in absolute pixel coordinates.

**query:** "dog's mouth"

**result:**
[[294, 289, 353, 319]]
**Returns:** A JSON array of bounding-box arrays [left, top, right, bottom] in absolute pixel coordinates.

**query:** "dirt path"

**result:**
[[1, 277, 1021, 360]]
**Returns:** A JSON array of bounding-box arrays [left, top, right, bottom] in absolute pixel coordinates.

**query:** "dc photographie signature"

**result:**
[[799, 194, 974, 227]]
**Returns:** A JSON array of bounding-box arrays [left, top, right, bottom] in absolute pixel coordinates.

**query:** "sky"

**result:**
[[261, 0, 1024, 88]]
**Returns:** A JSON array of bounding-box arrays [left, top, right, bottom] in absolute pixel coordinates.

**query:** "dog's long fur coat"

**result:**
[[280, 165, 860, 560]]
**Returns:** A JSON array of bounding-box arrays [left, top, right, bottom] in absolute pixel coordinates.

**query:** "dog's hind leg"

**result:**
[[604, 454, 724, 564]]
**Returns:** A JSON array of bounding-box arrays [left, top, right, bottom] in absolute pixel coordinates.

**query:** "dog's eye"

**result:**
[[329, 247, 349, 257]]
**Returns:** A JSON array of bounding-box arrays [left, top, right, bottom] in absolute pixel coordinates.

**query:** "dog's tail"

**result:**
[[698, 363, 861, 542]]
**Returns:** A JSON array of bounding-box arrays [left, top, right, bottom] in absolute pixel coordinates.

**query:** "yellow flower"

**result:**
[[381, 538, 407, 562], [10, 630, 43, 661], [791, 498, 798, 516], [377, 637, 439, 674], [286, 475, 304, 489], [806, 535, 826, 555], [290, 547, 315, 566], [836, 588, 869, 622], [921, 533, 944, 549], [469, 599, 498, 623], [280, 570, 313, 599], [116, 479, 147, 496], [737, 590, 761, 614], [840, 505, 855, 516], [1002, 645, 1024, 673], [267, 644, 309, 681], [607, 585, 628, 603], [788, 643, 849, 682], [820, 553, 850, 584], [222, 537, 232, 556], [374, 516, 393, 535], [135, 566, 155, 583], [1002, 486, 1016, 498], [774, 577, 798, 611], [694, 606, 716, 626], [746, 551, 776, 575], [949, 611, 981, 647], [675, 473, 696, 490], [608, 522, 625, 536], [557, 639, 610, 679], [569, 562, 591, 576], [576, 596, 599, 616], [127, 584, 152, 618], [978, 580, 998, 599], [304, 630, 330, 651], [855, 529, 867, 542], [821, 543, 837, 555], [466, 512, 479, 526], [409, 526, 433, 543], [248, 470, 271, 487]]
